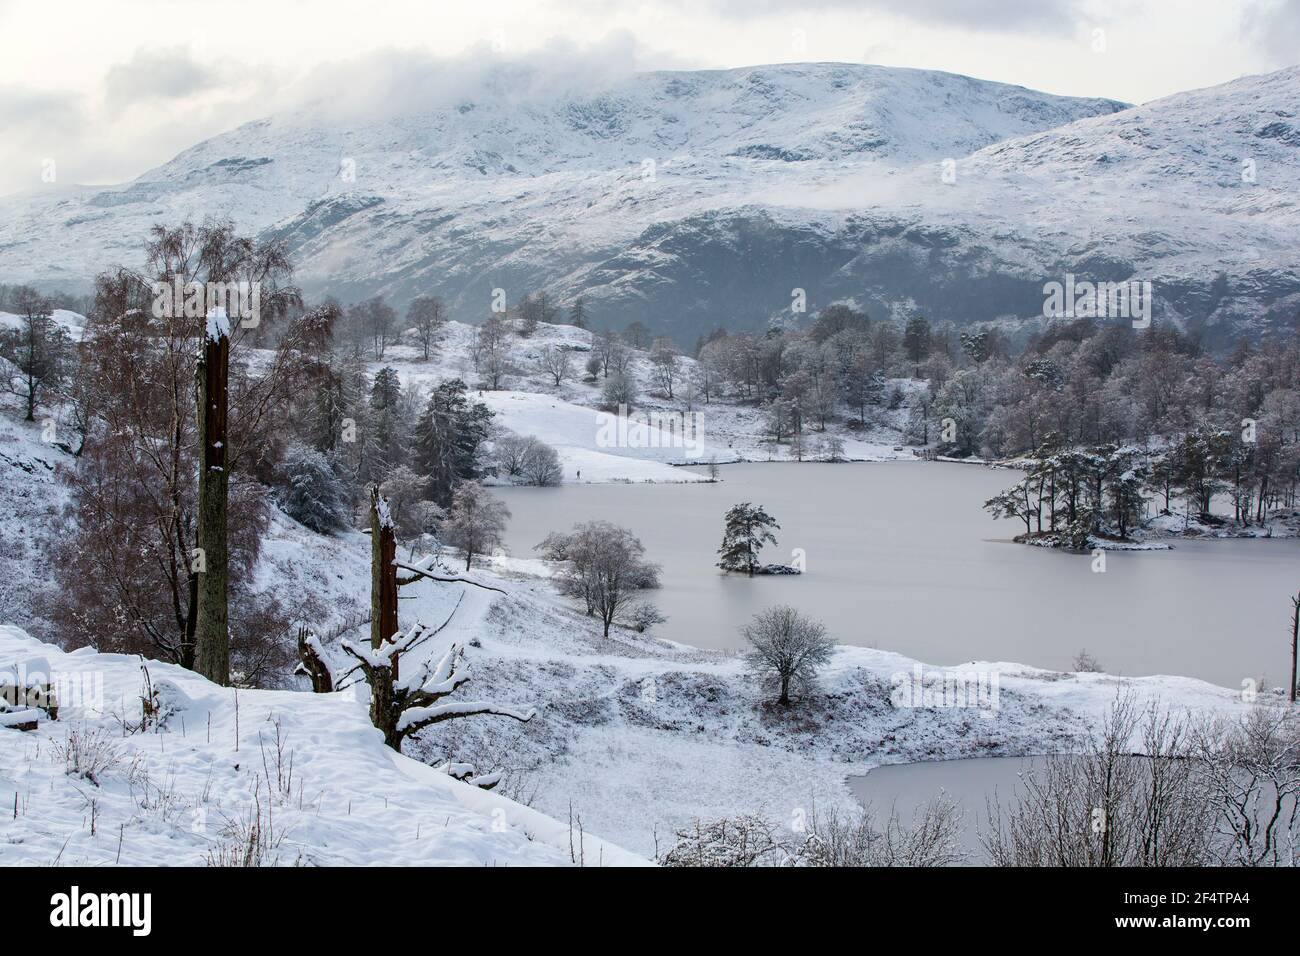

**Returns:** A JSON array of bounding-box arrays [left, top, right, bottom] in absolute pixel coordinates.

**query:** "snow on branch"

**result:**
[[336, 597, 532, 750], [397, 699, 536, 733], [393, 558, 507, 593]]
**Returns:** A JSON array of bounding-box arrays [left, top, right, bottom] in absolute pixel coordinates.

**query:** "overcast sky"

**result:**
[[1, 0, 1296, 197]]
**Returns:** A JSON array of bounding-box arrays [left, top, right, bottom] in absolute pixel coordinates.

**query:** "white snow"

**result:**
[[0, 625, 646, 866], [205, 307, 231, 343]]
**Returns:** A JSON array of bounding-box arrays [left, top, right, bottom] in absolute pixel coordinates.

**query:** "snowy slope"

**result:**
[[0, 398, 1269, 863], [0, 624, 646, 866], [356, 317, 919, 481]]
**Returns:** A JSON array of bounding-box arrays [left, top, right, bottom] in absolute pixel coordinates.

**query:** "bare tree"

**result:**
[[983, 695, 1215, 866], [742, 605, 835, 706], [649, 338, 681, 399], [492, 431, 535, 479], [535, 521, 661, 637], [407, 295, 446, 360], [519, 440, 563, 487], [537, 343, 573, 387], [441, 481, 510, 569], [349, 297, 396, 360], [1191, 707, 1300, 866], [475, 317, 514, 389]]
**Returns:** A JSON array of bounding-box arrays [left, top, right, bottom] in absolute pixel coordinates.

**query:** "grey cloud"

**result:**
[[1241, 0, 1300, 67], [0, 86, 82, 134], [665, 0, 1084, 34], [104, 46, 219, 113], [273, 32, 675, 124]]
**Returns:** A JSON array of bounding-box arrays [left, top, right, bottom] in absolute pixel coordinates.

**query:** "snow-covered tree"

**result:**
[[406, 295, 446, 360], [743, 605, 835, 706], [275, 443, 350, 532], [340, 613, 533, 753], [536, 344, 573, 387], [717, 502, 780, 575], [601, 371, 638, 411], [818, 434, 846, 462], [535, 521, 661, 637], [441, 480, 510, 570]]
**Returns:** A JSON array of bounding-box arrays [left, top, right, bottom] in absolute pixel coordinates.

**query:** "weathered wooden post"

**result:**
[[193, 309, 231, 685]]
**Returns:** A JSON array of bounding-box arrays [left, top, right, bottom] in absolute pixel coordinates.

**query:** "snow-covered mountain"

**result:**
[[2, 62, 1297, 346]]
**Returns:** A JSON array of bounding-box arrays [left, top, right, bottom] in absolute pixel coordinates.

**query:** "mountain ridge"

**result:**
[[2, 62, 1295, 347]]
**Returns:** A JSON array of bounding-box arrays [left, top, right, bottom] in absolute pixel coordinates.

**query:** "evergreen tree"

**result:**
[[902, 316, 932, 376], [717, 503, 781, 575], [569, 296, 588, 329], [414, 378, 494, 505]]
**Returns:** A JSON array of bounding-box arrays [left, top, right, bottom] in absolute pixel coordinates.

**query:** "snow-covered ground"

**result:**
[[0, 624, 646, 866]]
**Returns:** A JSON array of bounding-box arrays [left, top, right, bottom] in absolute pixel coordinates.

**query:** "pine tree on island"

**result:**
[[717, 503, 781, 576]]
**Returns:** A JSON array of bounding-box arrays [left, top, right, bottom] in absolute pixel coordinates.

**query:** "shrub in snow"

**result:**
[[1073, 649, 1103, 673], [626, 602, 667, 634], [659, 814, 794, 867], [52, 726, 132, 786], [274, 444, 349, 533], [802, 797, 964, 867]]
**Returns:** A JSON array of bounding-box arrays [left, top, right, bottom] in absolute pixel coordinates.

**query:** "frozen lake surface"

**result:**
[[497, 461, 1300, 688], [847, 756, 1055, 863]]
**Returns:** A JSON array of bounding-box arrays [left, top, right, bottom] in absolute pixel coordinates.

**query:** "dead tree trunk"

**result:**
[[369, 485, 401, 733], [193, 322, 230, 685], [296, 627, 334, 693], [1290, 591, 1298, 704]]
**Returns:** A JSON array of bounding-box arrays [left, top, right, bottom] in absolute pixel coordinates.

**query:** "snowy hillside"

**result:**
[[0, 623, 646, 866], [368, 318, 920, 480]]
